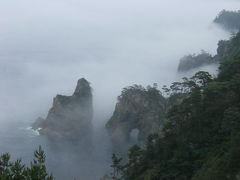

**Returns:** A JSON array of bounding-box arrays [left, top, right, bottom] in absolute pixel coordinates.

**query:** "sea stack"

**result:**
[[33, 78, 93, 140]]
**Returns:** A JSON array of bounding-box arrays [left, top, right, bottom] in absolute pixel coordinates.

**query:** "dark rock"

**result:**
[[33, 78, 93, 140], [105, 85, 167, 153], [32, 117, 45, 130]]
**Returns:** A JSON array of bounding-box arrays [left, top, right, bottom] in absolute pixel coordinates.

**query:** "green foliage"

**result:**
[[0, 146, 53, 180], [110, 154, 123, 180], [109, 33, 240, 180], [118, 84, 163, 103]]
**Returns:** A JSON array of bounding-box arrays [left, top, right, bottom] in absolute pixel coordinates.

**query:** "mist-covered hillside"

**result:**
[[178, 50, 216, 72], [214, 10, 240, 32], [177, 9, 240, 72], [108, 31, 240, 180]]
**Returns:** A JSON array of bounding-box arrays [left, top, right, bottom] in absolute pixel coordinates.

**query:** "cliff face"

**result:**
[[33, 78, 93, 140], [106, 85, 167, 152]]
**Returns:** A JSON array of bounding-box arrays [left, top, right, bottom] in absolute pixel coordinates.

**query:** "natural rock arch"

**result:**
[[106, 85, 166, 153]]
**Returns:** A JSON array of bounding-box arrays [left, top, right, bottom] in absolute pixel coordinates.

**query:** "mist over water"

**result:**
[[0, 0, 240, 179]]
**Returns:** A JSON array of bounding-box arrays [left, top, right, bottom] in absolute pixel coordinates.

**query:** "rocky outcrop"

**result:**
[[32, 117, 45, 130], [178, 51, 217, 72], [177, 10, 240, 73], [33, 78, 93, 140], [106, 85, 167, 152], [214, 10, 240, 32], [177, 38, 237, 72]]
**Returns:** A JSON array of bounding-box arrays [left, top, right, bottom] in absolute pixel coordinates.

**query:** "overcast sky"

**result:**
[[0, 0, 240, 125]]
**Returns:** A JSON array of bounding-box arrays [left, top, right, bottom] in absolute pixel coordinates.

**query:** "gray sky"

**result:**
[[0, 0, 239, 125]]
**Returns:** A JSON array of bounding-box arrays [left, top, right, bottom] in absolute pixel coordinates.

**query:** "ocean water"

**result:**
[[0, 120, 112, 180]]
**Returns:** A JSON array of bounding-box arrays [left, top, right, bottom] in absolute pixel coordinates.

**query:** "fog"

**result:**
[[0, 0, 239, 179]]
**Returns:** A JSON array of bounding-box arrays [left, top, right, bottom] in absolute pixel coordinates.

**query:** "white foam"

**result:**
[[21, 126, 40, 136]]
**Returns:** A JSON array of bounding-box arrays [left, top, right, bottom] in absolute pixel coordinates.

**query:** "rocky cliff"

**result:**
[[33, 78, 93, 140], [106, 85, 168, 152]]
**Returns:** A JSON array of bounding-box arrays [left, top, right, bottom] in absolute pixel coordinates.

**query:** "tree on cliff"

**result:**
[[109, 32, 240, 180]]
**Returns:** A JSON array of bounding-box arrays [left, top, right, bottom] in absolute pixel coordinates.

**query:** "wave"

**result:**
[[20, 126, 41, 137]]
